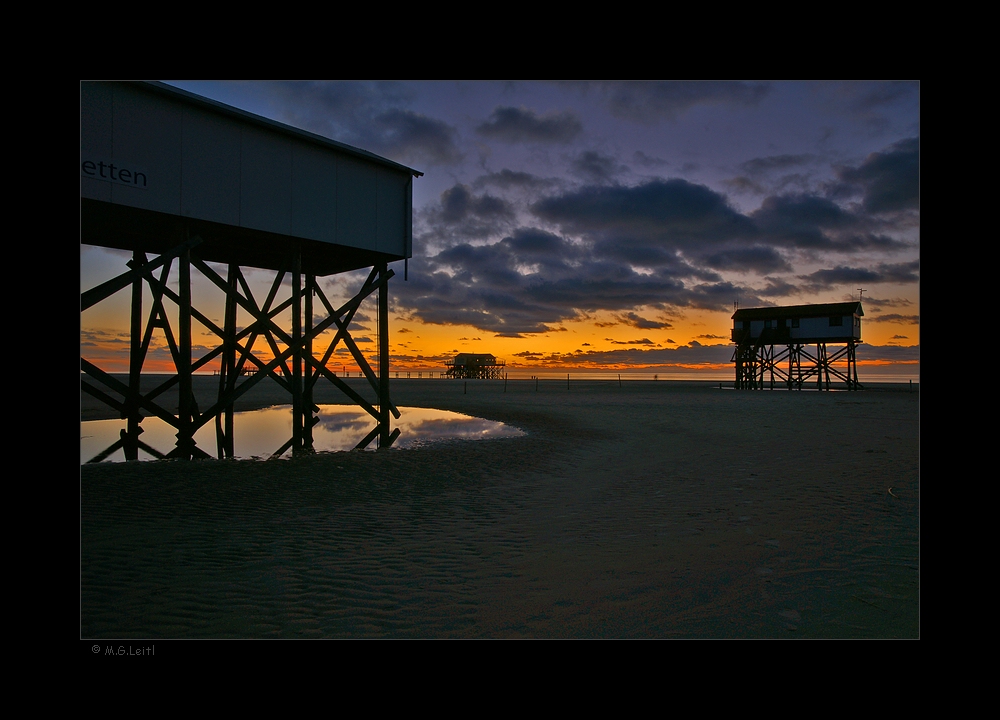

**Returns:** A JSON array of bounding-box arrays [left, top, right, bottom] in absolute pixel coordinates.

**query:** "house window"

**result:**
[[764, 319, 773, 329], [791, 318, 800, 328], [829, 316, 843, 326]]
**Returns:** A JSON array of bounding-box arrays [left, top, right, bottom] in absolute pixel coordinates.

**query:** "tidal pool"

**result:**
[[81, 405, 524, 463]]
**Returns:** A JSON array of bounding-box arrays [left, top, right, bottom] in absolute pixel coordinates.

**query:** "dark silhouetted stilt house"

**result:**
[[731, 302, 863, 390], [445, 353, 506, 379], [81, 81, 421, 460]]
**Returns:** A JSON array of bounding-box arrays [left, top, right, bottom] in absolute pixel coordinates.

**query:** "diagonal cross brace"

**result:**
[[81, 236, 203, 311]]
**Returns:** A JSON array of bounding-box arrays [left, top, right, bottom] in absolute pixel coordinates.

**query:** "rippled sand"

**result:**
[[81, 378, 919, 638]]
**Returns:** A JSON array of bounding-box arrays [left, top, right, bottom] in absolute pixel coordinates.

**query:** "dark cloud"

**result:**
[[834, 82, 919, 133], [837, 233, 910, 250], [835, 137, 919, 212], [615, 312, 672, 330], [609, 338, 655, 345], [877, 260, 920, 283], [724, 176, 767, 195], [533, 178, 756, 254], [530, 179, 832, 277], [757, 277, 801, 297], [750, 192, 910, 252], [571, 151, 627, 183], [851, 82, 918, 113], [798, 260, 919, 291], [472, 169, 557, 191], [799, 266, 884, 288], [867, 314, 920, 324], [856, 344, 919, 362], [686, 281, 767, 310], [740, 154, 815, 176], [702, 246, 792, 274], [369, 108, 463, 165], [476, 106, 583, 143], [590, 81, 771, 123], [268, 81, 461, 165], [418, 184, 518, 247], [863, 296, 913, 313], [752, 194, 855, 248], [439, 184, 514, 223], [632, 150, 669, 168]]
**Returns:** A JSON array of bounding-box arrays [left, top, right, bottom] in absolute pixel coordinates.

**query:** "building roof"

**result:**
[[453, 353, 498, 363], [82, 81, 420, 276], [140, 82, 423, 178], [732, 302, 864, 321]]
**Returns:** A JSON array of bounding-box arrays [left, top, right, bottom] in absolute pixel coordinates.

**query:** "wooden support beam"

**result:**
[[378, 262, 390, 448], [177, 245, 194, 459], [81, 380, 126, 416], [292, 246, 303, 453], [304, 272, 315, 450], [82, 360, 179, 428], [125, 250, 144, 461], [80, 235, 202, 311]]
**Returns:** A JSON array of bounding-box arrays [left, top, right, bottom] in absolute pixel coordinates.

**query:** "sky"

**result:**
[[81, 81, 919, 380]]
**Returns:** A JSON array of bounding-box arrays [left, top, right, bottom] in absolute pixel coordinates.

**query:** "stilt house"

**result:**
[[731, 302, 864, 391], [445, 353, 505, 379], [81, 81, 421, 459]]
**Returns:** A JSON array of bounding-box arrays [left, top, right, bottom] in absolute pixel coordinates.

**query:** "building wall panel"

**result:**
[[290, 141, 338, 245], [82, 82, 415, 265], [181, 109, 242, 226], [80, 82, 113, 204], [376, 170, 408, 254], [740, 314, 860, 342], [111, 85, 184, 215], [241, 126, 292, 236], [336, 156, 377, 251]]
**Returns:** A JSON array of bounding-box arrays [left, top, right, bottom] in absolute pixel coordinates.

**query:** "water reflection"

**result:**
[[80, 405, 524, 463]]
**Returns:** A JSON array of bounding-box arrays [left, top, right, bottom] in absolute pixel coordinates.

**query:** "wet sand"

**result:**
[[81, 377, 919, 638]]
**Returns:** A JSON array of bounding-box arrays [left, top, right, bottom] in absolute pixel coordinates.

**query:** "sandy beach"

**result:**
[[81, 377, 919, 638]]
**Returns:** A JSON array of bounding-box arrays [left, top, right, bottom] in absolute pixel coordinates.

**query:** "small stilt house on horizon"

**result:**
[[731, 302, 863, 391], [445, 353, 506, 380]]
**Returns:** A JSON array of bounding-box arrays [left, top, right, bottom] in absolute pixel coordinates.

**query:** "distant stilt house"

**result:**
[[445, 353, 506, 379], [731, 302, 863, 391]]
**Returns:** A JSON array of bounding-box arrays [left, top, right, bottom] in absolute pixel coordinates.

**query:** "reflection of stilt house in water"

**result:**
[[731, 302, 863, 390], [445, 353, 506, 379], [81, 81, 421, 460]]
